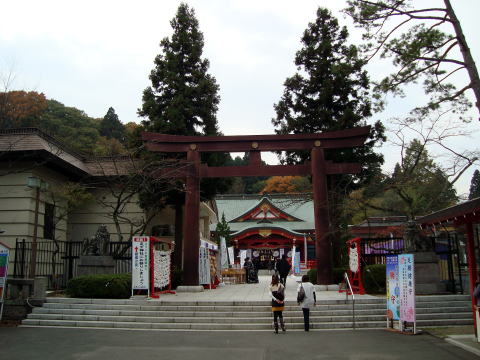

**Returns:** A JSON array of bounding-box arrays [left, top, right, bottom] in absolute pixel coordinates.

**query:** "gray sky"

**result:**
[[1, 0, 479, 196]]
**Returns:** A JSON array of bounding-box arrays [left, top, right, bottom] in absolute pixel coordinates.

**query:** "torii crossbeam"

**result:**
[[142, 126, 371, 285]]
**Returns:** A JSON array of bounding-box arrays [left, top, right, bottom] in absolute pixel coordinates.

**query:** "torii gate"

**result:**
[[142, 126, 371, 285]]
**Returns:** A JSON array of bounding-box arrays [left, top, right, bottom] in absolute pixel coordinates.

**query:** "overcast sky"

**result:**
[[1, 0, 479, 196]]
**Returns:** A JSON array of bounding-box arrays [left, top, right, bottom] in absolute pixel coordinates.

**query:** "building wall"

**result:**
[[0, 164, 70, 273]]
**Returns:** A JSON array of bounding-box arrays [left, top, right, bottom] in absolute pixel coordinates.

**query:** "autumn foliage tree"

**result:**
[[261, 176, 311, 194], [0, 91, 47, 128]]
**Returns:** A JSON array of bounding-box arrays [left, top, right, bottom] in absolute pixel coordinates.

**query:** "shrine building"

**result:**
[[213, 193, 315, 269]]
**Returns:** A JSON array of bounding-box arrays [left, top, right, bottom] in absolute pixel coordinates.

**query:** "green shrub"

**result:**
[[362, 264, 386, 294], [66, 273, 131, 299]]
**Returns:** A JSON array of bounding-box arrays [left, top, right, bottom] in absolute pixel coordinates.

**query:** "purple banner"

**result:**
[[398, 254, 416, 323]]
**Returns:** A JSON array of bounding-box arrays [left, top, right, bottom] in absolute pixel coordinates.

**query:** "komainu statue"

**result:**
[[82, 225, 111, 256], [403, 220, 433, 252]]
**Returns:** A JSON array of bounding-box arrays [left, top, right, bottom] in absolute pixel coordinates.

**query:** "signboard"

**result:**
[[294, 251, 301, 274], [239, 250, 247, 268], [386, 255, 400, 320], [0, 243, 10, 320], [199, 246, 211, 285], [220, 237, 228, 270], [227, 247, 234, 266], [132, 236, 150, 291], [398, 254, 416, 323]]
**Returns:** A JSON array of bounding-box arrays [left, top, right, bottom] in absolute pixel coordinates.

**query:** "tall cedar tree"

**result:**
[[139, 3, 220, 137], [272, 8, 385, 267], [469, 170, 480, 200], [100, 107, 126, 143], [138, 3, 229, 267]]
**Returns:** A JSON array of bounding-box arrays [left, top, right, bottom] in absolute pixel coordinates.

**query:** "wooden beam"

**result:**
[[150, 162, 361, 179], [142, 126, 371, 143], [142, 126, 371, 153]]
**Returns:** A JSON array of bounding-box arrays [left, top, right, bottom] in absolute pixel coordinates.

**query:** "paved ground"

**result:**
[[0, 326, 477, 360], [154, 274, 377, 302], [2, 275, 479, 358]]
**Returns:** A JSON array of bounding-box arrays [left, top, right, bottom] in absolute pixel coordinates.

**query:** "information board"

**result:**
[[199, 246, 211, 285], [398, 254, 416, 323], [132, 236, 150, 291]]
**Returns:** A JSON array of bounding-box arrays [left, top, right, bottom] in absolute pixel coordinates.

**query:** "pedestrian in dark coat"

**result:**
[[277, 255, 291, 287]]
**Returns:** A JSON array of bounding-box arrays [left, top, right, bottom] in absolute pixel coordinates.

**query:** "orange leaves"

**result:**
[[261, 176, 311, 194], [0, 91, 47, 128]]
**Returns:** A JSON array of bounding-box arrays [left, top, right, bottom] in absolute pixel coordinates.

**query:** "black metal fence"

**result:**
[[12, 239, 132, 290], [360, 235, 466, 293]]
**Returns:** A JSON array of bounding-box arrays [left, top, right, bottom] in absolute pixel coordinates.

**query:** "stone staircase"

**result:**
[[21, 294, 473, 331]]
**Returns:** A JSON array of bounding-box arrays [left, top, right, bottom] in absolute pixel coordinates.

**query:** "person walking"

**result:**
[[297, 274, 316, 331], [277, 255, 291, 287], [269, 274, 286, 333]]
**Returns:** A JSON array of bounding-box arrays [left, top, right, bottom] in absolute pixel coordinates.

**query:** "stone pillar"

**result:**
[[311, 147, 332, 285], [413, 252, 445, 294]]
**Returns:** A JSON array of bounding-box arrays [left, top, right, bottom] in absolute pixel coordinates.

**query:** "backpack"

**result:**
[[297, 283, 305, 303]]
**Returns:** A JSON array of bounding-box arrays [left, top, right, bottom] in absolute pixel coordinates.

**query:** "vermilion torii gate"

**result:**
[[142, 126, 371, 285]]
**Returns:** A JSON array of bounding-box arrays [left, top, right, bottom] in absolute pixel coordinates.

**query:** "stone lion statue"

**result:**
[[403, 220, 433, 252], [82, 225, 111, 256]]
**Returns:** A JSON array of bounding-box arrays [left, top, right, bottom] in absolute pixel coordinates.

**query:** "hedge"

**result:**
[[362, 264, 386, 294], [66, 273, 131, 299]]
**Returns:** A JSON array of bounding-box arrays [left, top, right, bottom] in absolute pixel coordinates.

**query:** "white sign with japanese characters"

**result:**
[[132, 236, 150, 290]]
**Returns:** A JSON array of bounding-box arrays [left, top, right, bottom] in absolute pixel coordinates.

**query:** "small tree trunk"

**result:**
[[445, 0, 480, 118]]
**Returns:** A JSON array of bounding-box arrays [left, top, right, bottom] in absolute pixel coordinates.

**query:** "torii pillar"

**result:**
[[183, 149, 201, 285], [311, 147, 332, 284]]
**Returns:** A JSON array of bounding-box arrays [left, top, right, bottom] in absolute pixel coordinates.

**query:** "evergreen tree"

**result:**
[[139, 3, 220, 137], [137, 3, 228, 269], [272, 7, 384, 182], [272, 8, 385, 272], [469, 170, 480, 200], [100, 107, 126, 143]]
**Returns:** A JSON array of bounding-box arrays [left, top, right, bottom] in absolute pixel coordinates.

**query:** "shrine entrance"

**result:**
[[142, 126, 371, 285]]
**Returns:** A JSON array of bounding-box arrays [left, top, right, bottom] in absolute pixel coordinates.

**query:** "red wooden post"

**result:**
[[311, 147, 332, 285], [183, 149, 200, 285], [465, 221, 478, 329]]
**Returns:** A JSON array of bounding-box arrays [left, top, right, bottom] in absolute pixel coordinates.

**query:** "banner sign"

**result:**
[[220, 237, 228, 270], [386, 255, 400, 320], [199, 246, 211, 285], [227, 247, 234, 266], [239, 250, 247, 268], [0, 243, 10, 320], [132, 236, 150, 290], [294, 251, 301, 274], [399, 254, 416, 323]]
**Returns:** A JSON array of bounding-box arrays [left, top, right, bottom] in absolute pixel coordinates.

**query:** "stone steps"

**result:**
[[22, 295, 473, 331]]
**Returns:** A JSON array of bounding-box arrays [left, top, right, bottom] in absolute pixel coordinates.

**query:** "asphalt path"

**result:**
[[0, 327, 477, 360]]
